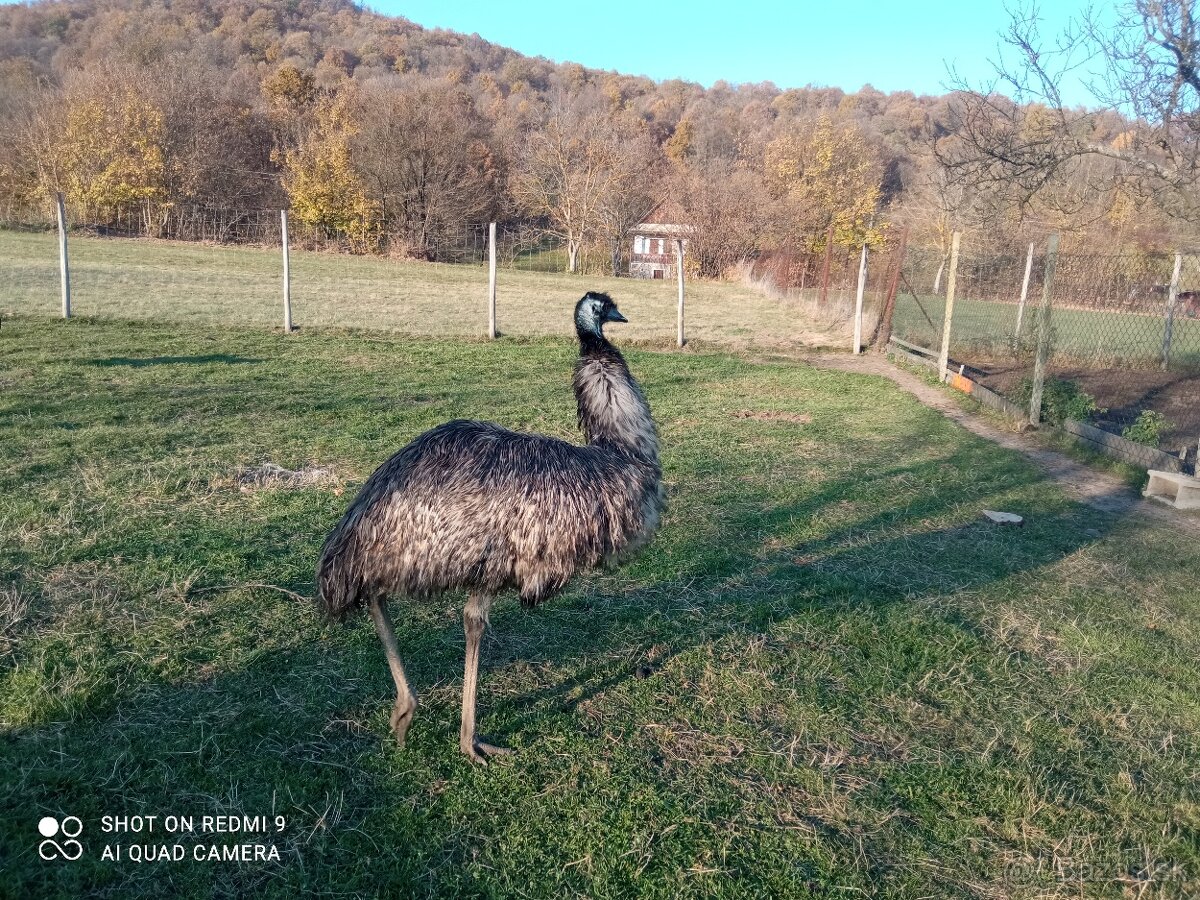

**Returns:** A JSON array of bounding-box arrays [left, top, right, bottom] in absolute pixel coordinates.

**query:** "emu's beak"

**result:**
[[606, 308, 629, 324]]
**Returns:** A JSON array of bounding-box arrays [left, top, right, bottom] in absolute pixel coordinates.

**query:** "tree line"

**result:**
[[2, 0, 1198, 280]]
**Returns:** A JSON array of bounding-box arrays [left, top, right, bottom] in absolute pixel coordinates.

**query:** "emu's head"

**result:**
[[574, 291, 628, 337]]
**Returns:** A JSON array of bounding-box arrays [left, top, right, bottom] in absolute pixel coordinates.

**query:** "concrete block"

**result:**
[[1144, 470, 1200, 510]]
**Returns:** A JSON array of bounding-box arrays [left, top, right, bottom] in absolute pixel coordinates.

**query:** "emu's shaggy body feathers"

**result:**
[[318, 418, 661, 616], [316, 291, 661, 760]]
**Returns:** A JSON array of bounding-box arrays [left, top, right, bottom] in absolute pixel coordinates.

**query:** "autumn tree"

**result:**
[[281, 91, 379, 251], [765, 115, 884, 250], [512, 102, 649, 273], [43, 74, 169, 229], [349, 80, 503, 258], [594, 117, 660, 276], [668, 158, 775, 277]]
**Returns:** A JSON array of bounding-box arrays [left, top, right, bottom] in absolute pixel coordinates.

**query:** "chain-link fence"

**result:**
[[883, 234, 1200, 466]]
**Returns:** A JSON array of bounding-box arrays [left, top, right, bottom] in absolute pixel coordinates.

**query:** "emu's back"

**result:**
[[316, 419, 662, 619]]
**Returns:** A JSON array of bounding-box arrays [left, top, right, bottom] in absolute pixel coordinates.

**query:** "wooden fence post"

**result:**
[[488, 222, 497, 339], [281, 209, 292, 332], [1161, 252, 1183, 370], [937, 231, 962, 381], [675, 238, 686, 347], [872, 225, 908, 351], [55, 192, 71, 319], [853, 243, 868, 354], [1029, 233, 1061, 426], [1013, 241, 1034, 348], [818, 225, 834, 306]]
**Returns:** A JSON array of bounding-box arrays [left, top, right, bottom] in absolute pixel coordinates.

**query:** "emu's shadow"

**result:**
[[482, 456, 1128, 728]]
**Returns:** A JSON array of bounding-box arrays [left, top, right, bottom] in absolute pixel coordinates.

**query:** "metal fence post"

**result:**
[[1029, 233, 1060, 426], [1013, 241, 1034, 348], [937, 231, 962, 381], [675, 238, 686, 347], [55, 192, 71, 319], [281, 209, 292, 332], [1161, 252, 1183, 370], [853, 243, 868, 354]]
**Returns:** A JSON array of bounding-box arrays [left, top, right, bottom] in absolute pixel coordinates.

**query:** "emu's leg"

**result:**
[[367, 596, 417, 746], [460, 593, 512, 764]]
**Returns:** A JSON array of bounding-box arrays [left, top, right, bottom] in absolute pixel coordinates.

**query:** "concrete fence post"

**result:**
[[853, 242, 868, 354], [488, 222, 497, 339], [1029, 233, 1061, 426], [675, 238, 686, 347], [55, 192, 71, 319], [1013, 241, 1034, 348], [937, 231, 962, 381], [1162, 252, 1183, 370], [281, 209, 293, 333]]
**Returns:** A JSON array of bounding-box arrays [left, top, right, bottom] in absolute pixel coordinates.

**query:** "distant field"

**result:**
[[0, 229, 840, 351], [3, 318, 1199, 897]]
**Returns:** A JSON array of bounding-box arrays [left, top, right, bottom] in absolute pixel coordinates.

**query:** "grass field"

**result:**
[[0, 229, 839, 351], [3, 317, 1198, 897]]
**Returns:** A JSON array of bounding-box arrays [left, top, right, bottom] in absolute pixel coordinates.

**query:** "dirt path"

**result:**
[[804, 352, 1198, 530]]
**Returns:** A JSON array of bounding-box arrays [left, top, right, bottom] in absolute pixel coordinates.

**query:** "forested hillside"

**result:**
[[0, 0, 1183, 273]]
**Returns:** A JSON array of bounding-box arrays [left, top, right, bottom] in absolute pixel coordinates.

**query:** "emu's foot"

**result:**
[[460, 736, 513, 765], [391, 695, 417, 747]]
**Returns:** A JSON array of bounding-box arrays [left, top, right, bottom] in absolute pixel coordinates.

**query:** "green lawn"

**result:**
[[2, 318, 1198, 898], [0, 229, 837, 351]]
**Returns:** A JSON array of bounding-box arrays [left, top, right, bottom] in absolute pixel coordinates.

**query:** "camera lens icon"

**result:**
[[38, 816, 83, 861]]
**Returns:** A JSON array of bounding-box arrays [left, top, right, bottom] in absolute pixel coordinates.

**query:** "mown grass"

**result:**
[[0, 229, 838, 351], [2, 317, 1199, 898]]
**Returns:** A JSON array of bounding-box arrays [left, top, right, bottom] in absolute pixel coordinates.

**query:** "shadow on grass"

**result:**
[[89, 354, 264, 368]]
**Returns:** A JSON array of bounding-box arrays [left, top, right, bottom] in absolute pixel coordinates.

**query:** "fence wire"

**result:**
[[911, 244, 1200, 460]]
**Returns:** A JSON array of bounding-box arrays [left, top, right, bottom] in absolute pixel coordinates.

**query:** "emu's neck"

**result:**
[[573, 331, 659, 464]]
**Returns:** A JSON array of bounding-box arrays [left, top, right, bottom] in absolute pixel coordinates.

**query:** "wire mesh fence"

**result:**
[[4, 200, 1197, 461], [888, 236, 1200, 464], [0, 204, 812, 350]]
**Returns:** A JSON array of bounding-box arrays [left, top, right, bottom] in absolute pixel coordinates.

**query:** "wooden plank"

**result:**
[[886, 341, 939, 370], [1060, 420, 1184, 472], [944, 370, 1028, 421], [891, 336, 936, 357]]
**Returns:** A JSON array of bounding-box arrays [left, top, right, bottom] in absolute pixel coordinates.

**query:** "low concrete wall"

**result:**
[[1058, 419, 1185, 473], [886, 340, 1190, 474]]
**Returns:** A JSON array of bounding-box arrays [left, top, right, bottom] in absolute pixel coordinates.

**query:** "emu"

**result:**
[[317, 291, 664, 762]]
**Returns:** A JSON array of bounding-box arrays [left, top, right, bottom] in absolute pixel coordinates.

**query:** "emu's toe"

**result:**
[[461, 738, 513, 764], [391, 697, 417, 747]]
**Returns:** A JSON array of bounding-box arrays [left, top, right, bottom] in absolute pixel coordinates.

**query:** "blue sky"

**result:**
[[371, 0, 1095, 102]]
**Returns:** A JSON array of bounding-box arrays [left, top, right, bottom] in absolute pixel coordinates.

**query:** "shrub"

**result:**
[[1014, 377, 1103, 425], [1121, 410, 1171, 447]]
